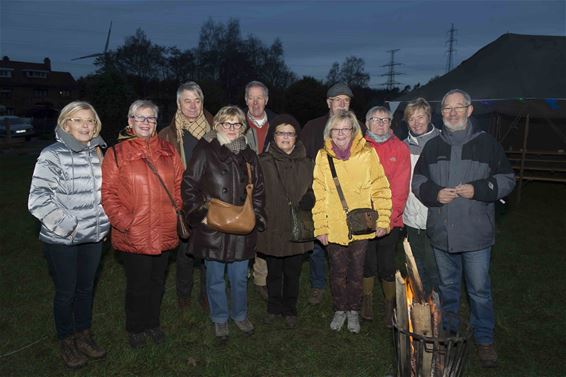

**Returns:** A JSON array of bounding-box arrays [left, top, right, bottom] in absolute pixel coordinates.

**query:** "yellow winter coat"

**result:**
[[312, 131, 392, 246]]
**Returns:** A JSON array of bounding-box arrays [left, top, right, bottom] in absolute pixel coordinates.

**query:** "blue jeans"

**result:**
[[433, 247, 494, 344], [309, 242, 327, 289], [43, 242, 102, 340], [205, 259, 249, 324]]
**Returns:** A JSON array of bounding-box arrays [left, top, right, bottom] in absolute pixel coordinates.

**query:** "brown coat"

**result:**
[[256, 141, 314, 257]]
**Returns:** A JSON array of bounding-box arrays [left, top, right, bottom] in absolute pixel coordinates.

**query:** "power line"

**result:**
[[445, 23, 457, 73], [380, 49, 403, 90]]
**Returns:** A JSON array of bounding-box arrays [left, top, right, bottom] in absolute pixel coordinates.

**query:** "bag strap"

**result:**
[[143, 157, 180, 212], [245, 162, 253, 186], [327, 154, 349, 213]]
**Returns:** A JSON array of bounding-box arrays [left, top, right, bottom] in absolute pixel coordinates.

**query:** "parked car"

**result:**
[[0, 116, 36, 141]]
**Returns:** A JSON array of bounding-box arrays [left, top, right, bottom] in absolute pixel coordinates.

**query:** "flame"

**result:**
[[406, 279, 414, 333]]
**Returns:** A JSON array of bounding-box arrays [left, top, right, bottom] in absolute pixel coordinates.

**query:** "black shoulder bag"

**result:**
[[327, 154, 377, 239], [272, 157, 315, 242]]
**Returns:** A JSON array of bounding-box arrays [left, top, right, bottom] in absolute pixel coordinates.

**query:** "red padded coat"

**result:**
[[102, 135, 184, 254]]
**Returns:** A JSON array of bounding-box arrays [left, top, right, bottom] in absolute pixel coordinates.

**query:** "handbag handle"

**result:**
[[143, 157, 180, 212]]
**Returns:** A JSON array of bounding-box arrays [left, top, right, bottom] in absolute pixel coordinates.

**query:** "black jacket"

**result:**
[[182, 137, 266, 261]]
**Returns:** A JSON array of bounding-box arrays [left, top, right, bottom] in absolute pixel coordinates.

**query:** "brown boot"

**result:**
[[75, 329, 106, 359], [60, 335, 88, 369], [382, 280, 396, 328], [361, 277, 374, 321]]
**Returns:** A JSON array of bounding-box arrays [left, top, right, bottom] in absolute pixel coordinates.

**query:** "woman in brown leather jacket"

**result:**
[[182, 105, 266, 341]]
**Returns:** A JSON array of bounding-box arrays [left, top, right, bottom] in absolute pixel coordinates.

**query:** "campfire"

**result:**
[[393, 239, 470, 377]]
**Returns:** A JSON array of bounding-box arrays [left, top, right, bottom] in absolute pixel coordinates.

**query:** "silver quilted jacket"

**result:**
[[28, 126, 110, 245]]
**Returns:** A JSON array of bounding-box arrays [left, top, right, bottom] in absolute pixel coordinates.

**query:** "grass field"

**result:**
[[1, 151, 565, 377]]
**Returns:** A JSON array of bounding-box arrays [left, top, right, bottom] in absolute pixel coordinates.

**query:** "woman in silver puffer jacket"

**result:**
[[28, 101, 109, 369]]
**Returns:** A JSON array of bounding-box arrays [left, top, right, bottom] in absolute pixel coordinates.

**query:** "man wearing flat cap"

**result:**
[[300, 82, 353, 305]]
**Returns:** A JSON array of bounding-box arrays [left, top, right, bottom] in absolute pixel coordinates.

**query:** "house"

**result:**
[[0, 56, 78, 117]]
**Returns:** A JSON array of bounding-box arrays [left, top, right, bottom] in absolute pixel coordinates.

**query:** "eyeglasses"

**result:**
[[220, 122, 243, 130], [131, 115, 158, 125], [441, 105, 469, 114], [331, 127, 353, 135], [368, 117, 391, 125], [275, 131, 296, 138], [68, 118, 96, 126], [329, 97, 351, 104]]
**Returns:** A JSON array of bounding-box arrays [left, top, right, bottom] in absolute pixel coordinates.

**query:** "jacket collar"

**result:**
[[55, 126, 106, 152]]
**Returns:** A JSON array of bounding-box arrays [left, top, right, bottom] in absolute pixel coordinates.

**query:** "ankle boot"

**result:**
[[60, 335, 88, 369], [361, 277, 374, 320], [75, 329, 106, 359], [382, 279, 396, 328]]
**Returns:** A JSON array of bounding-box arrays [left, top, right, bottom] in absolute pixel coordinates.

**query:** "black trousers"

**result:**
[[176, 241, 206, 300], [122, 251, 170, 334], [265, 254, 304, 316], [363, 227, 402, 282]]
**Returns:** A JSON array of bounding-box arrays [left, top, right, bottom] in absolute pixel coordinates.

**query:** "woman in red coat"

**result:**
[[102, 100, 184, 348], [362, 106, 411, 326]]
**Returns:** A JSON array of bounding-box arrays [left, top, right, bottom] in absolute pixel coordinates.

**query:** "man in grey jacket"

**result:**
[[412, 89, 515, 369]]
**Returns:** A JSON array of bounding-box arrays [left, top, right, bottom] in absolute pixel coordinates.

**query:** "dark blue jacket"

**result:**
[[412, 122, 515, 252]]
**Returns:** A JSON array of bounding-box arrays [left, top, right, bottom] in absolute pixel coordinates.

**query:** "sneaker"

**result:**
[[214, 322, 229, 340], [145, 327, 166, 344], [308, 288, 323, 305], [255, 285, 268, 301], [60, 336, 88, 369], [74, 329, 106, 359], [477, 343, 498, 368], [330, 311, 347, 331], [347, 311, 361, 333], [234, 318, 255, 335], [128, 332, 147, 349], [285, 315, 298, 329]]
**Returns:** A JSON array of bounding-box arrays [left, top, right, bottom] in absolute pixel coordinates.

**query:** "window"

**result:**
[[59, 90, 70, 97], [33, 88, 48, 97], [0, 69, 13, 78], [0, 88, 12, 98], [25, 70, 48, 79]]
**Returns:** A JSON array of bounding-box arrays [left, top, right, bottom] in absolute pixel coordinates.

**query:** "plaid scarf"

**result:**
[[203, 130, 248, 154], [175, 110, 210, 142]]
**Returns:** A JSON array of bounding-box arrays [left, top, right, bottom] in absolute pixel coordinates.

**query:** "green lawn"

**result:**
[[1, 152, 565, 377]]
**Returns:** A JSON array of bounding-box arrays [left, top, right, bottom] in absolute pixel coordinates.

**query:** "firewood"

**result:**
[[403, 238, 425, 302], [395, 271, 410, 376], [411, 303, 433, 376]]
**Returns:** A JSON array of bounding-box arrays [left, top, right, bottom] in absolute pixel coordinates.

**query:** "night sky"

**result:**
[[1, 0, 565, 87]]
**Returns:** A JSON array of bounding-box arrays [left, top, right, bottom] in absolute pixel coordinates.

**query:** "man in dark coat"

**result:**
[[159, 81, 213, 312], [412, 89, 515, 369], [300, 82, 353, 305], [243, 80, 278, 300]]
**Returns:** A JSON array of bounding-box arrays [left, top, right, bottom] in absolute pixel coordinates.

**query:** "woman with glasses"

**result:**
[[256, 114, 314, 329], [312, 110, 391, 333], [361, 106, 410, 326], [182, 105, 266, 341], [28, 101, 109, 368], [102, 100, 184, 349]]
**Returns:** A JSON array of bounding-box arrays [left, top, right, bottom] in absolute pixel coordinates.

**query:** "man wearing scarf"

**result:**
[[242, 81, 278, 301], [159, 81, 213, 312]]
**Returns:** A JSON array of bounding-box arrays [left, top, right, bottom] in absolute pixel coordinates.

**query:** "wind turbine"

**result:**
[[72, 21, 113, 64]]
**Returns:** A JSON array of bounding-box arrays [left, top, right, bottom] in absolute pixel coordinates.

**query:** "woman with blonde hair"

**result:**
[[182, 105, 266, 341], [312, 110, 391, 333], [28, 101, 109, 368]]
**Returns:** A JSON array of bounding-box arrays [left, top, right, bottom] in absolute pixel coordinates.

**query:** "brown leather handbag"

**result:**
[[206, 162, 256, 235]]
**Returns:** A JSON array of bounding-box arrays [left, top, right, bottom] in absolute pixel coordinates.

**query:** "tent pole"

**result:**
[[518, 114, 530, 203]]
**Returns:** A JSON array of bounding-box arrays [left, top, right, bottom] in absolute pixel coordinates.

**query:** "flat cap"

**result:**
[[327, 82, 353, 98]]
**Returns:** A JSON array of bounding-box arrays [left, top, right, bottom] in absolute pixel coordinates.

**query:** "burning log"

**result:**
[[402, 238, 425, 303]]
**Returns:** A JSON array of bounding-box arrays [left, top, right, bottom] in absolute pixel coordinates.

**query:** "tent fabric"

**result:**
[[396, 33, 566, 103]]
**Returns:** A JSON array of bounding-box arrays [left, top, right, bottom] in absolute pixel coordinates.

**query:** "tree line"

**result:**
[[77, 18, 413, 144]]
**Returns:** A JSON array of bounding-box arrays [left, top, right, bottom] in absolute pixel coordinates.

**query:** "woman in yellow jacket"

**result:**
[[312, 110, 392, 333]]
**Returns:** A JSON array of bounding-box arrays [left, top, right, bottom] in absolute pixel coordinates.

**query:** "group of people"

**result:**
[[28, 79, 514, 370]]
